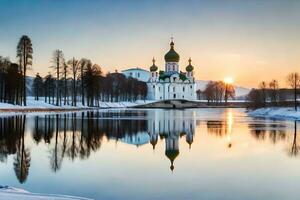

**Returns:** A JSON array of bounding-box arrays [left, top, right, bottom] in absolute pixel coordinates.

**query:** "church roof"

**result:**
[[164, 41, 180, 62], [186, 58, 194, 72], [150, 57, 158, 72], [158, 71, 188, 81]]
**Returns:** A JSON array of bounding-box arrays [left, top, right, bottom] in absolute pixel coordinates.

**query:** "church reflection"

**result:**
[[147, 110, 196, 171], [0, 110, 197, 183], [1, 110, 299, 184]]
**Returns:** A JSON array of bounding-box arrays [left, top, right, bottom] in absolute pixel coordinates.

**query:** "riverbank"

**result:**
[[134, 99, 247, 109], [0, 98, 153, 113], [0, 186, 92, 200], [0, 98, 249, 113], [248, 107, 300, 120]]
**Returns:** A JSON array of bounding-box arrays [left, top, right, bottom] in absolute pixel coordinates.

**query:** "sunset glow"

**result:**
[[0, 0, 299, 88], [224, 77, 234, 84]]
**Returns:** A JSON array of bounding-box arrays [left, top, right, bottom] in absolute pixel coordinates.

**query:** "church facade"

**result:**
[[147, 40, 196, 101]]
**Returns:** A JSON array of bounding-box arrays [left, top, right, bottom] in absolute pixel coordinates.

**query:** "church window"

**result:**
[[173, 87, 175, 92], [173, 94, 176, 98], [153, 85, 155, 89], [190, 85, 193, 89], [159, 87, 160, 91], [138, 72, 140, 77], [183, 87, 185, 92], [173, 65, 175, 71]]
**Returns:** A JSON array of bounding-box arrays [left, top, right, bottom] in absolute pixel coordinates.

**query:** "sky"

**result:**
[[0, 0, 300, 88]]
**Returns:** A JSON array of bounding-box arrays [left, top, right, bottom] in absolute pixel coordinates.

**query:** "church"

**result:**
[[147, 40, 196, 101]]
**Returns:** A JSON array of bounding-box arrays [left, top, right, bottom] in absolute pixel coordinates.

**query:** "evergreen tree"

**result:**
[[17, 35, 33, 106], [33, 73, 43, 100]]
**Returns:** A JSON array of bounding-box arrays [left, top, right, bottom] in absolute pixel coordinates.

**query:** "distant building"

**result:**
[[121, 67, 150, 82], [147, 40, 196, 101]]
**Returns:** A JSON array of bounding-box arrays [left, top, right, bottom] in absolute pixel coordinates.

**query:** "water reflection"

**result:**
[[248, 121, 287, 143], [288, 121, 300, 157], [206, 110, 233, 148], [147, 110, 195, 171], [0, 109, 300, 187], [0, 110, 197, 183]]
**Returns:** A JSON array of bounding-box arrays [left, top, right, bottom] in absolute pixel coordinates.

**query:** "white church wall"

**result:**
[[122, 68, 150, 82]]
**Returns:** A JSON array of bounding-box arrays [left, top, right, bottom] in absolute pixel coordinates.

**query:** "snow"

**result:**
[[0, 186, 93, 200], [0, 97, 155, 111], [248, 107, 300, 120]]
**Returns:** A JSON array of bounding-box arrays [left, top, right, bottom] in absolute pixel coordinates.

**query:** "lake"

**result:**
[[0, 108, 299, 200]]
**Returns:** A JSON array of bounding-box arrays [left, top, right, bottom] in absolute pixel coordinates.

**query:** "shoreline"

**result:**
[[248, 107, 300, 120], [0, 98, 249, 114], [0, 186, 92, 200]]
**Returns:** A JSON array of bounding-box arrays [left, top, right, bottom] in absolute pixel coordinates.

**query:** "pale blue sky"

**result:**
[[0, 0, 299, 87]]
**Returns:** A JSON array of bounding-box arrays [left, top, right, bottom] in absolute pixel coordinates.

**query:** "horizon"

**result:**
[[1, 0, 300, 88]]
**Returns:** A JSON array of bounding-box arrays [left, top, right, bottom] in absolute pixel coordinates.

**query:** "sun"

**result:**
[[224, 77, 234, 84]]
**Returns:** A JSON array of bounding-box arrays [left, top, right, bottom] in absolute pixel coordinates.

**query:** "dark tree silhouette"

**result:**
[[67, 57, 80, 106], [13, 116, 31, 184], [62, 62, 69, 105], [17, 35, 33, 106], [287, 73, 300, 111], [33, 73, 43, 100], [269, 79, 279, 105], [51, 50, 64, 106]]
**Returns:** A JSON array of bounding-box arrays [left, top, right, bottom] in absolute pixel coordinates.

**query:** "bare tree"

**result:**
[[67, 57, 80, 106], [224, 82, 235, 103], [287, 73, 300, 111], [259, 81, 267, 107], [62, 62, 69, 105], [269, 79, 279, 105], [79, 58, 90, 106], [51, 50, 64, 106]]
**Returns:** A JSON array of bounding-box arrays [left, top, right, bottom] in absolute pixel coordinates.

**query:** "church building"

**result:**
[[147, 40, 196, 101]]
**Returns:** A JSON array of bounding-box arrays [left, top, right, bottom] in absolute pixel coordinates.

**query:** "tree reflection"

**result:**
[[0, 110, 198, 177], [248, 122, 287, 144], [248, 123, 267, 141], [207, 121, 227, 137], [0, 117, 20, 162], [13, 115, 31, 184], [288, 121, 300, 157], [49, 114, 63, 172]]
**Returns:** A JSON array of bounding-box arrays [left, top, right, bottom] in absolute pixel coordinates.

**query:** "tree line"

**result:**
[[247, 72, 300, 110], [0, 36, 32, 105], [197, 81, 235, 104], [0, 35, 147, 107], [34, 54, 148, 106]]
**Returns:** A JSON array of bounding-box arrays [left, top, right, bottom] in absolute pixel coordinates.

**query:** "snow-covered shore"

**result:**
[[0, 97, 154, 112], [248, 107, 300, 120], [0, 186, 93, 200]]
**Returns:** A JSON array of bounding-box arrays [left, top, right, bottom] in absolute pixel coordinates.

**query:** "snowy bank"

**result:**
[[248, 107, 300, 120], [0, 186, 93, 200], [0, 97, 155, 112]]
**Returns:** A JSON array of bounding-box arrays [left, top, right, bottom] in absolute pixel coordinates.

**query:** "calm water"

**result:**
[[0, 108, 300, 200]]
